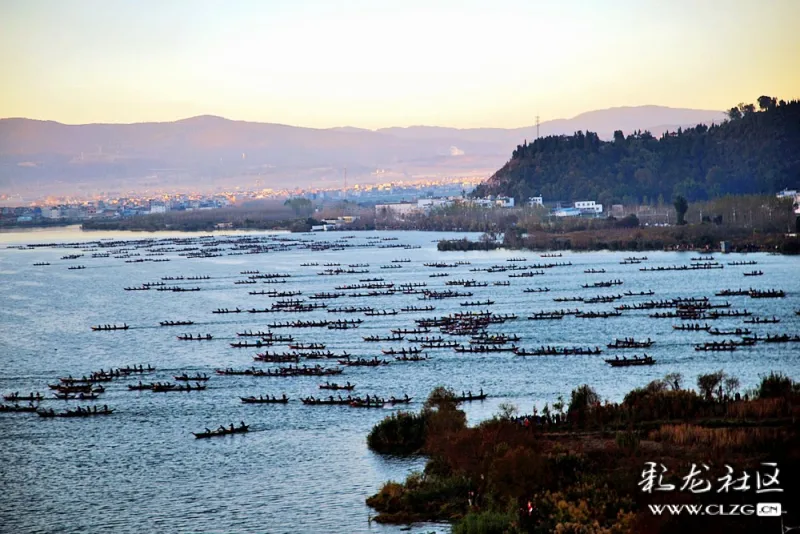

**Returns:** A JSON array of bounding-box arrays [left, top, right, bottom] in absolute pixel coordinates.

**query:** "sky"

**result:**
[[1, 0, 798, 129]]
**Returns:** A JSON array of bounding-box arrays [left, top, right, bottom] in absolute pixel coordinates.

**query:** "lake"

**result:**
[[1, 228, 798, 533]]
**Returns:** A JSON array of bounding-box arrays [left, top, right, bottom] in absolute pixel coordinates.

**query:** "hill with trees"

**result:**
[[472, 97, 800, 205]]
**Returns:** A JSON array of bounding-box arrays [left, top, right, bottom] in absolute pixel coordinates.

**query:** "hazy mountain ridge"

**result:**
[[0, 106, 726, 196]]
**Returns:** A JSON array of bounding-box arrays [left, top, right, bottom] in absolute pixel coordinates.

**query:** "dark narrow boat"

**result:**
[[605, 355, 655, 367], [319, 382, 355, 391], [193, 424, 249, 438], [240, 396, 288, 404]]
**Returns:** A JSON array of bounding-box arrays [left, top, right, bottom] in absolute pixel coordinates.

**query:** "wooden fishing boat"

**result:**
[[301, 397, 352, 405], [607, 338, 654, 349], [455, 392, 487, 402], [382, 347, 422, 355], [0, 403, 39, 412], [395, 354, 429, 362], [193, 424, 249, 438], [160, 320, 194, 326], [230, 340, 269, 348], [744, 316, 780, 324], [363, 334, 404, 342], [319, 382, 355, 391], [605, 355, 655, 367], [240, 396, 288, 404], [91, 324, 129, 331], [37, 406, 114, 417], [708, 328, 751, 336], [3, 392, 45, 402], [173, 374, 210, 381], [671, 321, 710, 331]]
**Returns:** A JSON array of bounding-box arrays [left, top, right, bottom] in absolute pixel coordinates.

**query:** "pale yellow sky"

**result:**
[[1, 0, 798, 128]]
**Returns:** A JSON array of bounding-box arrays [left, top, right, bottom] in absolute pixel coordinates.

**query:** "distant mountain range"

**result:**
[[0, 106, 726, 198]]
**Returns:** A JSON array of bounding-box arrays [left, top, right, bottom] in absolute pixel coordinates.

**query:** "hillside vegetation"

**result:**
[[473, 97, 800, 205]]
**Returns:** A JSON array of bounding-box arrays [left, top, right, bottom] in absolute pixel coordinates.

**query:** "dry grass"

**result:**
[[725, 397, 791, 419], [648, 424, 785, 451]]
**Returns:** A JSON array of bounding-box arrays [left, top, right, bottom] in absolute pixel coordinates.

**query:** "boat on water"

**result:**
[[748, 289, 784, 298], [37, 406, 113, 417], [177, 334, 213, 340], [605, 355, 655, 367], [174, 374, 210, 381], [381, 347, 421, 355], [338, 357, 390, 367], [319, 382, 355, 391], [743, 270, 763, 276], [240, 395, 288, 404], [744, 316, 780, 324], [391, 327, 430, 335], [395, 354, 430, 362], [455, 391, 487, 402], [301, 396, 353, 406], [672, 323, 711, 331], [160, 320, 194, 326], [193, 423, 249, 439], [152, 382, 207, 392], [91, 324, 129, 331], [230, 340, 269, 348], [363, 334, 404, 342], [708, 328, 751, 336], [212, 308, 241, 314], [576, 311, 622, 318], [0, 403, 39, 412], [607, 338, 653, 349], [53, 392, 100, 400], [3, 392, 45, 402]]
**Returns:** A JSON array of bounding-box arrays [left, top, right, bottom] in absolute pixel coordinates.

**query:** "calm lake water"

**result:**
[[1, 227, 798, 534]]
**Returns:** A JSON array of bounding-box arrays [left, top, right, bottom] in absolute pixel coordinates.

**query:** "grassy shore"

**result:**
[[366, 374, 799, 533]]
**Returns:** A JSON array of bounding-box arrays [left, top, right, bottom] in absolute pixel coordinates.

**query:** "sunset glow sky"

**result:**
[[1, 0, 798, 128]]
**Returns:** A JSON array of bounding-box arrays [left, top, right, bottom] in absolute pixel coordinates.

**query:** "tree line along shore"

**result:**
[[365, 372, 800, 533]]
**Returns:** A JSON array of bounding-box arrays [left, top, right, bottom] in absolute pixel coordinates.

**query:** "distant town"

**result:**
[[0, 176, 478, 227], [3, 167, 798, 230]]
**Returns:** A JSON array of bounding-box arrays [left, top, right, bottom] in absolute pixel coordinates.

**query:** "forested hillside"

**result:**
[[473, 97, 800, 204]]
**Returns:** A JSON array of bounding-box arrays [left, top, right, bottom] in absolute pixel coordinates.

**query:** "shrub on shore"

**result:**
[[367, 371, 800, 531]]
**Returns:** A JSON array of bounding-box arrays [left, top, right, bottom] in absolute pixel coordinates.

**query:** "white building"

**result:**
[[574, 200, 603, 214], [777, 189, 800, 214], [417, 198, 453, 211], [149, 202, 170, 214], [471, 196, 515, 208], [528, 196, 543, 207], [43, 207, 62, 219], [553, 207, 582, 217]]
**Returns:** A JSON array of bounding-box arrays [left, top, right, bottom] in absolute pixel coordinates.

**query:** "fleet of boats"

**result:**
[[8, 238, 798, 442]]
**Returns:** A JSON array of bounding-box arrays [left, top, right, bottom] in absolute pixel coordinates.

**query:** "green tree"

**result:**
[[673, 195, 688, 225], [726, 107, 742, 121], [284, 197, 313, 216], [758, 95, 777, 111]]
